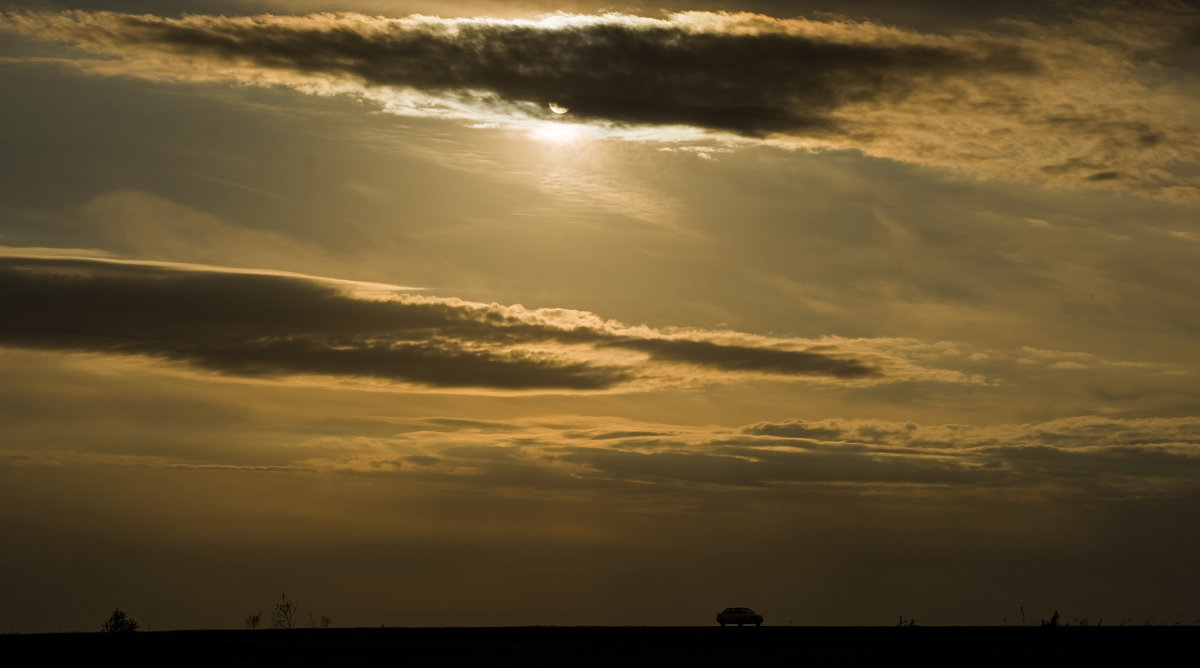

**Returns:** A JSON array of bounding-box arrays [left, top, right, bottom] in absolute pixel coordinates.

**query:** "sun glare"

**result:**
[[531, 121, 582, 144]]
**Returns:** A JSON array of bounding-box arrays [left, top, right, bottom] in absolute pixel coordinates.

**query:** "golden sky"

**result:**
[[1, 0, 1199, 630]]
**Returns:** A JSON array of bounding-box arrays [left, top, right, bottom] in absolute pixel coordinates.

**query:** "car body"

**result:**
[[717, 607, 763, 626]]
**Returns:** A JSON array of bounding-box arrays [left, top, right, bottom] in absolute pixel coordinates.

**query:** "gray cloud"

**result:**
[[607, 337, 879, 378], [732, 415, 1200, 490], [741, 419, 852, 441], [556, 416, 1200, 497], [0, 255, 879, 389], [0, 258, 624, 390], [306, 412, 1200, 501], [4, 7, 1198, 202], [0, 9, 1035, 137]]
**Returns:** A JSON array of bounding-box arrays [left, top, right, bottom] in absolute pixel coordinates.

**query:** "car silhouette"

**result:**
[[717, 607, 763, 627]]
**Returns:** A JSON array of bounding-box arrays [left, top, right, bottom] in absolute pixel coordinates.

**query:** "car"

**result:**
[[717, 607, 763, 627]]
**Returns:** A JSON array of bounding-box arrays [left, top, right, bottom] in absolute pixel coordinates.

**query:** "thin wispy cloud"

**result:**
[[3, 5, 1198, 201], [212, 412, 1200, 502], [12, 406, 1194, 502]]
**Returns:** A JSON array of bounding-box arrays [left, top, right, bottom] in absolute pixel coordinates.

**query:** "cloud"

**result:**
[[277, 412, 1200, 502], [741, 419, 865, 441], [4, 5, 1198, 201], [603, 336, 879, 379], [0, 9, 1033, 135], [0, 253, 893, 391], [529, 413, 1200, 500], [2, 345, 1194, 504]]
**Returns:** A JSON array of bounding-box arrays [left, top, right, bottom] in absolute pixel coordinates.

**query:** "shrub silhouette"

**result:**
[[271, 593, 298, 629], [309, 613, 332, 629], [101, 609, 139, 633], [245, 612, 262, 630]]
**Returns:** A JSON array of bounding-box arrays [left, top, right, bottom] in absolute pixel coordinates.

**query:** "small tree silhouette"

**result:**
[[245, 612, 261, 630], [271, 592, 298, 629], [101, 609, 139, 633]]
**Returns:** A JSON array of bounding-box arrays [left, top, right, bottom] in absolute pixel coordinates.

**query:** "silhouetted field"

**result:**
[[5, 626, 1197, 666]]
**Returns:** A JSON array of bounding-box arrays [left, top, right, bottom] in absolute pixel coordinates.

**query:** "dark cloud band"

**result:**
[[0, 10, 1036, 137], [608, 337, 878, 379], [0, 256, 878, 388]]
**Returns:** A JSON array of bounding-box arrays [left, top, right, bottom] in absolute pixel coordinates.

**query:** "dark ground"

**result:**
[[4, 626, 1197, 666]]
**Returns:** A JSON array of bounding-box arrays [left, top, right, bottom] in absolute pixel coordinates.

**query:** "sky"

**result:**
[[1, 0, 1198, 631]]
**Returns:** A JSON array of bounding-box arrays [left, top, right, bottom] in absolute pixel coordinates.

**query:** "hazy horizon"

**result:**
[[2, 0, 1198, 632]]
